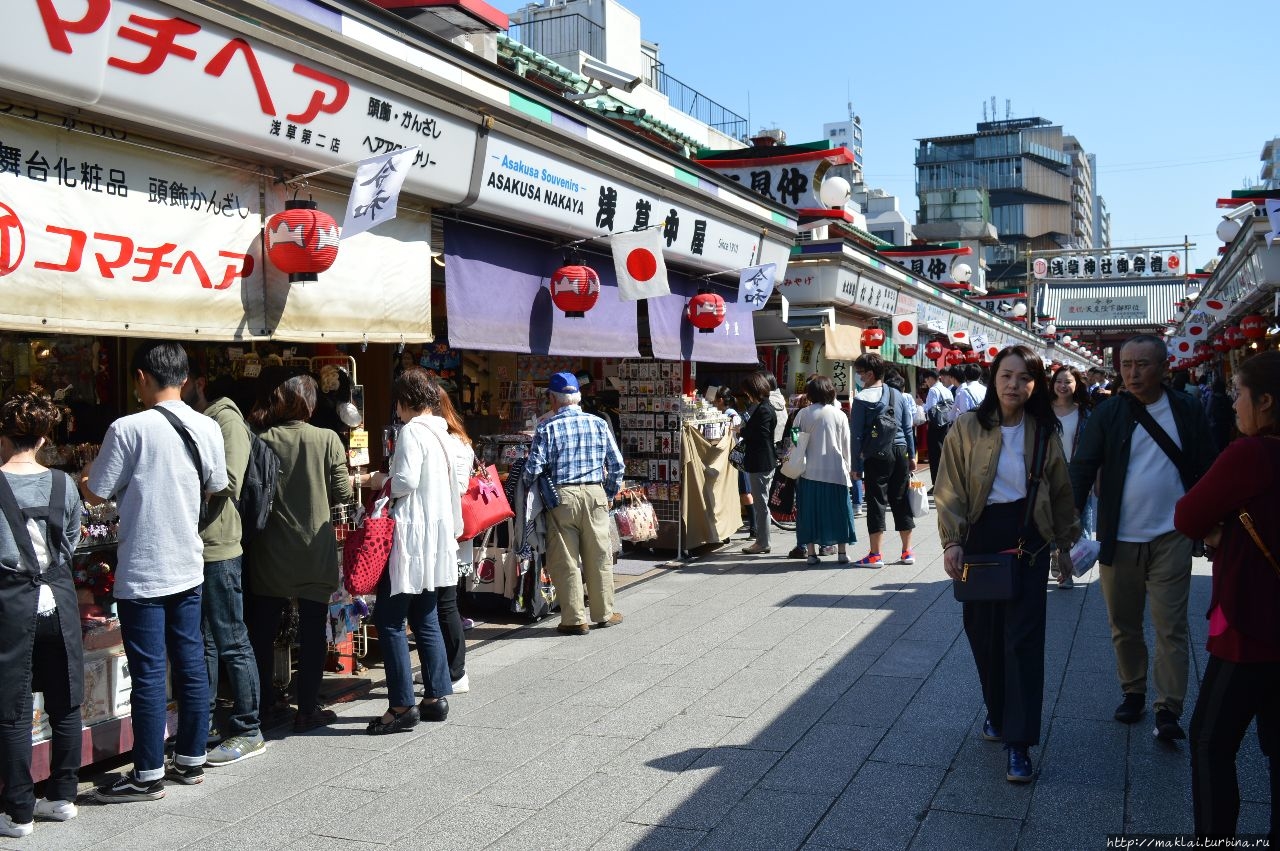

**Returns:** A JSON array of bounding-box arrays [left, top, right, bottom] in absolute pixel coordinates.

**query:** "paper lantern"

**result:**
[[1212, 336, 1231, 354], [943, 349, 965, 366], [687, 292, 726, 333], [1224, 325, 1245, 349], [265, 199, 339, 282], [924, 340, 945, 360], [964, 348, 981, 363], [549, 264, 601, 318], [861, 327, 885, 349], [1241, 314, 1267, 339], [898, 343, 918, 358]]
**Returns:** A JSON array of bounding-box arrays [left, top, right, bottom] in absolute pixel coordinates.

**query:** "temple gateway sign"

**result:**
[[1058, 296, 1148, 322]]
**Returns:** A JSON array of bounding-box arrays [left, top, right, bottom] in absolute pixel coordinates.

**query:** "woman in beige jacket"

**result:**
[[935, 345, 1078, 784]]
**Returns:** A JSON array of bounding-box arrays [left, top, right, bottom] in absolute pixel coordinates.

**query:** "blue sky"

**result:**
[[588, 0, 1270, 272]]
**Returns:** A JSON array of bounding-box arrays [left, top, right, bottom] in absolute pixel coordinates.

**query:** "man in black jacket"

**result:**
[[1069, 335, 1216, 742]]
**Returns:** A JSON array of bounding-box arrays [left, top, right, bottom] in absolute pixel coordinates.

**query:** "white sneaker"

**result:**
[[0, 813, 34, 838], [34, 799, 78, 821], [451, 673, 470, 694]]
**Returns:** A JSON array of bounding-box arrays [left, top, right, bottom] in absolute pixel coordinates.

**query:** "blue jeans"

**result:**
[[202, 557, 260, 738], [374, 580, 452, 708], [117, 588, 209, 780]]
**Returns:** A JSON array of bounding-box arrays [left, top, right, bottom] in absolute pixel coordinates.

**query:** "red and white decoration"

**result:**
[[612, 227, 670, 301], [925, 340, 945, 361], [892, 314, 918, 350], [949, 329, 970, 346], [549, 264, 601, 318], [861, 327, 885, 350], [1196, 298, 1230, 319], [1241, 314, 1268, 339], [687, 292, 726, 333], [266, 199, 340, 283]]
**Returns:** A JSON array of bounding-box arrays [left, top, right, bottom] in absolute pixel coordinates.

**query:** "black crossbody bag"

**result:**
[[953, 423, 1051, 603], [154, 406, 213, 527], [1124, 391, 1206, 556]]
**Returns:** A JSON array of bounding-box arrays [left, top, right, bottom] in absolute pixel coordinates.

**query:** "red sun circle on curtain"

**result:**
[[549, 264, 601, 317], [265, 199, 339, 282]]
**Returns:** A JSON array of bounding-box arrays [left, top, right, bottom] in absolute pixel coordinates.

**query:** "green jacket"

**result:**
[[249, 422, 352, 603], [200, 397, 250, 562], [1068, 387, 1217, 565]]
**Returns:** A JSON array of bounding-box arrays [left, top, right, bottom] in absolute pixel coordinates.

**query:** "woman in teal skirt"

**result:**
[[792, 375, 857, 564]]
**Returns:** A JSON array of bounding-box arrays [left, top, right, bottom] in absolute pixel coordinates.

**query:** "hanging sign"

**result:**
[[1058, 296, 1149, 322], [1034, 250, 1183, 280]]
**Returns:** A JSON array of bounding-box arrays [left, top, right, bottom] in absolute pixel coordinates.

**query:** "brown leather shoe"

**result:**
[[593, 612, 624, 629], [555, 623, 589, 636]]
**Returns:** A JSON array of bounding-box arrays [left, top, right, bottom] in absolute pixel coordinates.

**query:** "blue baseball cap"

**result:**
[[548, 372, 580, 393]]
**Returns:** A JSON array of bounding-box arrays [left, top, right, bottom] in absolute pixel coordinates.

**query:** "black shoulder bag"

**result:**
[[953, 422, 1051, 603], [1124, 391, 1192, 487], [154, 406, 213, 526]]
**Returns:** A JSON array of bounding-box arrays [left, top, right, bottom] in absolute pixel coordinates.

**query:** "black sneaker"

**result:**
[[1153, 709, 1186, 741], [93, 771, 165, 803], [1114, 693, 1144, 724], [787, 546, 806, 559], [164, 762, 205, 785]]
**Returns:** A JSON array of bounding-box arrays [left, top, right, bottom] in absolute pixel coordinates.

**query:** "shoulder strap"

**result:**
[[1239, 511, 1280, 580], [1125, 392, 1190, 481], [1020, 422, 1052, 531], [0, 472, 42, 576], [154, 405, 208, 490], [417, 422, 462, 504]]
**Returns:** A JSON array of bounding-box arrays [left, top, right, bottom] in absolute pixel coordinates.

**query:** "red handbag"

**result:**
[[342, 483, 395, 596], [459, 462, 515, 541]]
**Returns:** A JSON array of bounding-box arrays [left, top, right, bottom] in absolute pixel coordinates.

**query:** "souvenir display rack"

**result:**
[[616, 358, 684, 549]]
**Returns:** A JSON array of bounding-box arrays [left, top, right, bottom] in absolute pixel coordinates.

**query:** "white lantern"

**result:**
[[952, 263, 973, 284], [818, 175, 851, 209], [1012, 302, 1028, 317], [1061, 334, 1072, 345], [1216, 218, 1242, 243], [1043, 323, 1056, 336]]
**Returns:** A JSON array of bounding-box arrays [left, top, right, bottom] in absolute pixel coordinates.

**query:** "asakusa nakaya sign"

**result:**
[[2, 0, 478, 202]]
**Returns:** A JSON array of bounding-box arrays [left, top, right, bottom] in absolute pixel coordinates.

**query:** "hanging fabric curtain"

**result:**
[[443, 219, 640, 358], [648, 271, 759, 364]]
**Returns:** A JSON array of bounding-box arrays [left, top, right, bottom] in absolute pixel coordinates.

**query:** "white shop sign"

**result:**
[[471, 133, 790, 281], [1059, 296, 1148, 323], [0, 0, 477, 203]]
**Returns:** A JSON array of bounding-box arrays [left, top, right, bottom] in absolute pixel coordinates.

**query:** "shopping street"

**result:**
[[7, 518, 1267, 851]]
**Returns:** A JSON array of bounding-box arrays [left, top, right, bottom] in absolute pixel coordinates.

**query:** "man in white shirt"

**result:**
[[1068, 335, 1216, 743], [81, 343, 228, 802], [919, 368, 953, 491], [952, 363, 988, 419]]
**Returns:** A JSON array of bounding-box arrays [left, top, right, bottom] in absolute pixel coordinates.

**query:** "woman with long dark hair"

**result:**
[[737, 372, 777, 555], [935, 346, 1079, 783], [246, 372, 353, 734], [0, 394, 82, 838], [1175, 351, 1280, 842], [1051, 365, 1096, 574]]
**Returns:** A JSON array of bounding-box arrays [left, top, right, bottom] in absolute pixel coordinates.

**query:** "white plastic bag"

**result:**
[[906, 479, 930, 518], [1069, 538, 1101, 578]]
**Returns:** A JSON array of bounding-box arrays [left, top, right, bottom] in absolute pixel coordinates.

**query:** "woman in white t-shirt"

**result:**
[[1051, 366, 1096, 557], [792, 375, 856, 564]]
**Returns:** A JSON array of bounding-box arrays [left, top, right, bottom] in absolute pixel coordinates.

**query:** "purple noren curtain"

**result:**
[[647, 271, 758, 364]]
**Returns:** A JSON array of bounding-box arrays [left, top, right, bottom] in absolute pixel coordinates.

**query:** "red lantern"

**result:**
[[1241, 314, 1267, 339], [943, 348, 965, 366], [924, 340, 945, 360], [1212, 336, 1231, 354], [861, 327, 885, 349], [898, 343, 919, 358], [964, 348, 981, 363], [687, 292, 726, 333], [549, 265, 601, 318], [1224, 325, 1245, 349], [1194, 341, 1210, 357], [265, 199, 339, 282]]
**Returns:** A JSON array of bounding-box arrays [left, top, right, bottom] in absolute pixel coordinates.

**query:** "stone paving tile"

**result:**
[[907, 810, 1021, 851], [580, 685, 703, 739], [657, 645, 766, 691], [820, 674, 923, 728], [867, 639, 953, 679], [5, 803, 166, 851], [486, 770, 672, 850], [759, 722, 885, 796], [697, 788, 835, 851], [195, 783, 378, 850], [682, 666, 791, 719], [481, 734, 639, 811], [809, 760, 945, 851], [87, 813, 255, 851], [386, 801, 533, 850], [716, 682, 843, 753], [871, 720, 969, 769], [627, 747, 781, 830], [588, 822, 706, 850], [929, 737, 1036, 820]]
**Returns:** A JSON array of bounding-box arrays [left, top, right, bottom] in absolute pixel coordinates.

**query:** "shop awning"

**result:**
[[752, 312, 798, 346], [443, 220, 640, 358]]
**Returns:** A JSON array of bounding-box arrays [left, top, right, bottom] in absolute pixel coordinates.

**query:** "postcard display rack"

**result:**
[[617, 359, 697, 552]]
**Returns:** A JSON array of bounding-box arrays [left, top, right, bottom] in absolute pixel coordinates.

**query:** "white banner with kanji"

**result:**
[[0, 114, 268, 338]]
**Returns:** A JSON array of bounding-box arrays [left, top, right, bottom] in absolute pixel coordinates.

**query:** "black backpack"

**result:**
[[238, 431, 281, 542], [927, 395, 954, 429], [861, 386, 901, 459]]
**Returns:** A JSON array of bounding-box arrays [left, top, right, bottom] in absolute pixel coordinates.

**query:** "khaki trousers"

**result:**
[[1098, 529, 1193, 716], [544, 484, 615, 628]]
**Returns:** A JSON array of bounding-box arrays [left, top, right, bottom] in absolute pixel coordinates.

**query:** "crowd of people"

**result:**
[[0, 336, 1275, 842]]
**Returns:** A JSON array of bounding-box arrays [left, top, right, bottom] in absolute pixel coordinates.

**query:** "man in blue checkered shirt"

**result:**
[[523, 372, 625, 636]]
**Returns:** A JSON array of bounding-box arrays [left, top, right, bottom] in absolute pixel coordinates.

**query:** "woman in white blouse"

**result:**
[[1051, 366, 1095, 564], [792, 375, 857, 564], [366, 369, 462, 733]]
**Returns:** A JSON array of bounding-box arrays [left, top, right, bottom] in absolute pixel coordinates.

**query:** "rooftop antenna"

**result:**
[[990, 96, 997, 121], [983, 101, 988, 122], [1005, 98, 1011, 119]]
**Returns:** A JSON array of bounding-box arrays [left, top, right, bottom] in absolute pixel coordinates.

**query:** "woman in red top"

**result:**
[[1174, 350, 1280, 842]]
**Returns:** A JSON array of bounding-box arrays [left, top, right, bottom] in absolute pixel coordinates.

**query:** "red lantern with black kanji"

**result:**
[[1241, 314, 1267, 339], [943, 348, 965, 366], [265, 199, 339, 283], [898, 343, 918, 358], [549, 264, 601, 318], [1225, 325, 1245, 349], [925, 340, 945, 360], [861, 327, 885, 349], [687, 292, 726, 333]]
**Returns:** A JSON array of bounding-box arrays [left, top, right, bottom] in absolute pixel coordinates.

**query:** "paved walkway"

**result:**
[[9, 519, 1269, 850]]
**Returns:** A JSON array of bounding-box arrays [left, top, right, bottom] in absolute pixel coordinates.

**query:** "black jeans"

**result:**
[[245, 594, 328, 718], [961, 500, 1049, 747], [862, 445, 914, 535], [0, 612, 80, 823], [203, 557, 261, 737], [1190, 655, 1279, 841], [926, 422, 949, 485], [436, 583, 466, 682]]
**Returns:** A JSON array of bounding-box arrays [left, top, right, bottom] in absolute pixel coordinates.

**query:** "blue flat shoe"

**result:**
[[981, 717, 1001, 742], [1006, 746, 1033, 783]]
